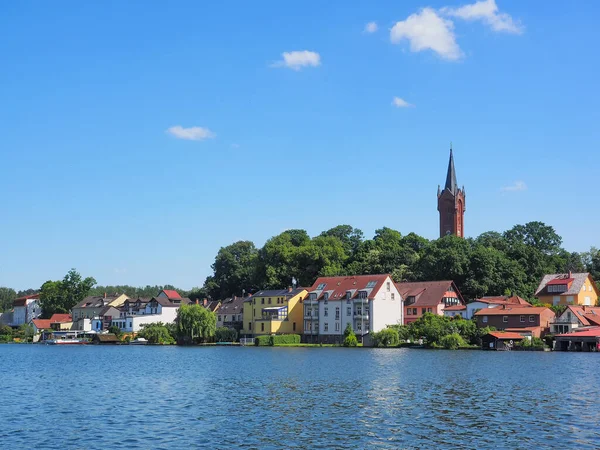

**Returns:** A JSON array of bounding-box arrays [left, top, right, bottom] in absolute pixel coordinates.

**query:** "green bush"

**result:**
[[439, 333, 467, 350], [271, 334, 300, 345], [255, 335, 272, 346], [372, 328, 400, 347], [215, 327, 238, 343], [138, 323, 176, 345], [343, 334, 358, 347], [543, 334, 554, 347]]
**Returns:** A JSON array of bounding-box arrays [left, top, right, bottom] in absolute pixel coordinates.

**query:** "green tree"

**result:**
[[108, 325, 122, 338], [372, 328, 400, 347], [0, 287, 17, 312], [138, 323, 175, 344], [215, 327, 238, 342], [39, 269, 96, 318], [343, 323, 358, 347], [256, 230, 311, 288], [504, 221, 563, 256], [439, 333, 467, 349], [206, 241, 259, 300], [176, 304, 216, 344], [320, 225, 364, 257]]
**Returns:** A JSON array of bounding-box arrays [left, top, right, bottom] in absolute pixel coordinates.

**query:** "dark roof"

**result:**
[[75, 295, 120, 309], [13, 294, 40, 306], [205, 301, 221, 312], [94, 333, 120, 343], [218, 296, 246, 315], [253, 288, 306, 298], [444, 148, 458, 195], [396, 280, 464, 307]]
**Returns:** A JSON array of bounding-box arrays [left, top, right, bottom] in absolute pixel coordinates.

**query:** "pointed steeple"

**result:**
[[444, 145, 457, 194]]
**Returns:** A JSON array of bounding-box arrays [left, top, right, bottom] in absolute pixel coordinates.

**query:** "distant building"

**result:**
[[216, 296, 246, 331], [437, 147, 466, 238], [111, 295, 191, 333], [481, 331, 529, 351], [11, 294, 42, 326], [396, 280, 464, 324], [550, 305, 600, 335], [32, 314, 73, 335], [458, 295, 531, 320], [554, 327, 600, 352], [72, 294, 129, 330], [242, 288, 307, 337], [535, 272, 599, 306], [474, 306, 555, 338], [304, 275, 403, 344]]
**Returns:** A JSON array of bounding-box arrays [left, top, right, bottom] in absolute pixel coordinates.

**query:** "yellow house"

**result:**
[[535, 272, 599, 306], [241, 288, 307, 336]]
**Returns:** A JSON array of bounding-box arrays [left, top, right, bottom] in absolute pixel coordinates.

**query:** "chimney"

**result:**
[[195, 299, 199, 305], [568, 270, 572, 278], [203, 298, 208, 307], [288, 286, 293, 293]]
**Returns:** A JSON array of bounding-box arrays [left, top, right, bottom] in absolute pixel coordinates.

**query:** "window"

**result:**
[[347, 307, 351, 316], [502, 316, 508, 323], [427, 308, 432, 313], [253, 309, 255, 317], [391, 293, 395, 301], [268, 298, 272, 304], [386, 282, 391, 292], [335, 322, 340, 331], [249, 322, 252, 330], [261, 323, 264, 332], [218, 315, 222, 321], [422, 308, 427, 315], [357, 322, 362, 331], [261, 298, 264, 304], [483, 316, 488, 323], [520, 315, 525, 323], [335, 307, 340, 320], [406, 308, 411, 316], [346, 291, 352, 300], [548, 284, 567, 293], [413, 308, 417, 315], [529, 315, 535, 323], [366, 281, 377, 288], [589, 286, 593, 292], [316, 283, 327, 290], [324, 307, 328, 317], [324, 323, 329, 332], [293, 322, 296, 331], [359, 291, 367, 299]]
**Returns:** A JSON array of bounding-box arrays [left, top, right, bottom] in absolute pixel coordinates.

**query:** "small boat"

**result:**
[[130, 337, 148, 345], [45, 338, 88, 345]]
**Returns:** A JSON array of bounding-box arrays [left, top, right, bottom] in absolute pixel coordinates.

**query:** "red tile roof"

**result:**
[[505, 327, 540, 333], [13, 294, 40, 307], [555, 327, 600, 338], [161, 289, 181, 299], [560, 306, 600, 327], [444, 305, 466, 311], [396, 280, 464, 307], [474, 306, 551, 316], [487, 331, 526, 340], [50, 314, 72, 323], [475, 296, 531, 306], [309, 274, 391, 300], [32, 319, 52, 330], [547, 277, 574, 286]]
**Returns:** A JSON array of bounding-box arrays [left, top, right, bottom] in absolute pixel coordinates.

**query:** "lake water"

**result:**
[[1, 345, 599, 449]]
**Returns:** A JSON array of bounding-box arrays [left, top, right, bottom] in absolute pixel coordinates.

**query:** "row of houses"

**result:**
[[5, 271, 600, 349]]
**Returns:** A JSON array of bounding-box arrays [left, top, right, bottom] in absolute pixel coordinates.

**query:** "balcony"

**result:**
[[303, 330, 318, 335], [304, 315, 319, 320], [353, 297, 368, 303], [353, 313, 369, 319], [552, 317, 579, 325]]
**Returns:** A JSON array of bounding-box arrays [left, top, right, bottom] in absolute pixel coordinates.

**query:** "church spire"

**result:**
[[444, 145, 458, 194]]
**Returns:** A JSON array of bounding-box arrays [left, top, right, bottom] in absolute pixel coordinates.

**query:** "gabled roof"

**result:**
[[535, 273, 595, 296], [161, 289, 182, 300], [253, 288, 306, 298], [32, 319, 52, 330], [486, 331, 526, 340], [473, 296, 531, 307], [50, 314, 72, 323], [218, 296, 246, 315], [309, 275, 391, 301], [75, 295, 121, 309], [474, 306, 552, 316], [396, 280, 464, 307], [560, 305, 600, 327], [444, 305, 466, 311], [13, 294, 40, 306]]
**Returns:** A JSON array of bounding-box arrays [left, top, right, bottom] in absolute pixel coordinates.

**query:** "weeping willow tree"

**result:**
[[175, 304, 216, 344]]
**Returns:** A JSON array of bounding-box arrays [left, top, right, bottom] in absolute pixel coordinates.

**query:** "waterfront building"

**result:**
[[90, 306, 121, 332], [446, 295, 531, 320], [397, 280, 464, 325], [550, 305, 600, 335], [11, 294, 42, 326], [304, 275, 402, 344], [437, 147, 466, 238], [535, 272, 599, 306], [242, 288, 307, 336], [474, 305, 555, 338], [32, 314, 74, 336], [554, 327, 600, 351], [480, 331, 528, 351], [111, 295, 191, 333], [216, 296, 246, 331], [72, 293, 129, 330]]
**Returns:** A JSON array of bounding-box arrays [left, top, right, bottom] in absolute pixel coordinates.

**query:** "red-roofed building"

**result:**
[[554, 326, 600, 352], [11, 294, 41, 326], [463, 295, 532, 320], [158, 290, 182, 300], [474, 306, 555, 337], [535, 272, 599, 306], [304, 274, 402, 344], [32, 314, 73, 334], [550, 305, 600, 335], [396, 280, 464, 324], [481, 331, 528, 351]]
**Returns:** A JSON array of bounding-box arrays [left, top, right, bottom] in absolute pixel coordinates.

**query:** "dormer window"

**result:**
[[359, 291, 367, 299], [366, 281, 377, 289], [405, 296, 416, 306], [548, 284, 568, 293], [316, 283, 327, 290]]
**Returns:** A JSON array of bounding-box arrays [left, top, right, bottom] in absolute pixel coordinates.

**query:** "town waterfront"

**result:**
[[1, 346, 599, 449]]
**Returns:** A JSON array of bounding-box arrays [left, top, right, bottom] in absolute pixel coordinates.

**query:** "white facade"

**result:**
[[465, 301, 504, 320], [309, 276, 403, 339], [112, 306, 179, 333], [12, 299, 41, 326]]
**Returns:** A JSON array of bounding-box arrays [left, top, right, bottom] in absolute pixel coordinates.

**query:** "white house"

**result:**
[[304, 274, 403, 344], [111, 296, 190, 333], [11, 294, 42, 326]]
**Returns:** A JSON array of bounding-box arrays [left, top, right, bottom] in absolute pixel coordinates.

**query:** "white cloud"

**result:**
[[166, 125, 215, 141], [501, 181, 527, 192], [392, 97, 414, 108], [390, 8, 463, 61], [271, 50, 321, 70], [365, 21, 378, 33], [442, 0, 523, 34]]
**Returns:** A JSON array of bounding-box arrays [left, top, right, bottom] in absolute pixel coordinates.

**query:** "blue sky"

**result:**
[[1, 0, 599, 290]]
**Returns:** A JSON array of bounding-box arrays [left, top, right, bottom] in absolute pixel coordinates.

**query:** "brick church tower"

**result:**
[[437, 147, 466, 238]]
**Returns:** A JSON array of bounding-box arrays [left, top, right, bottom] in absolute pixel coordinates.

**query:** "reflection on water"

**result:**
[[0, 345, 598, 449]]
